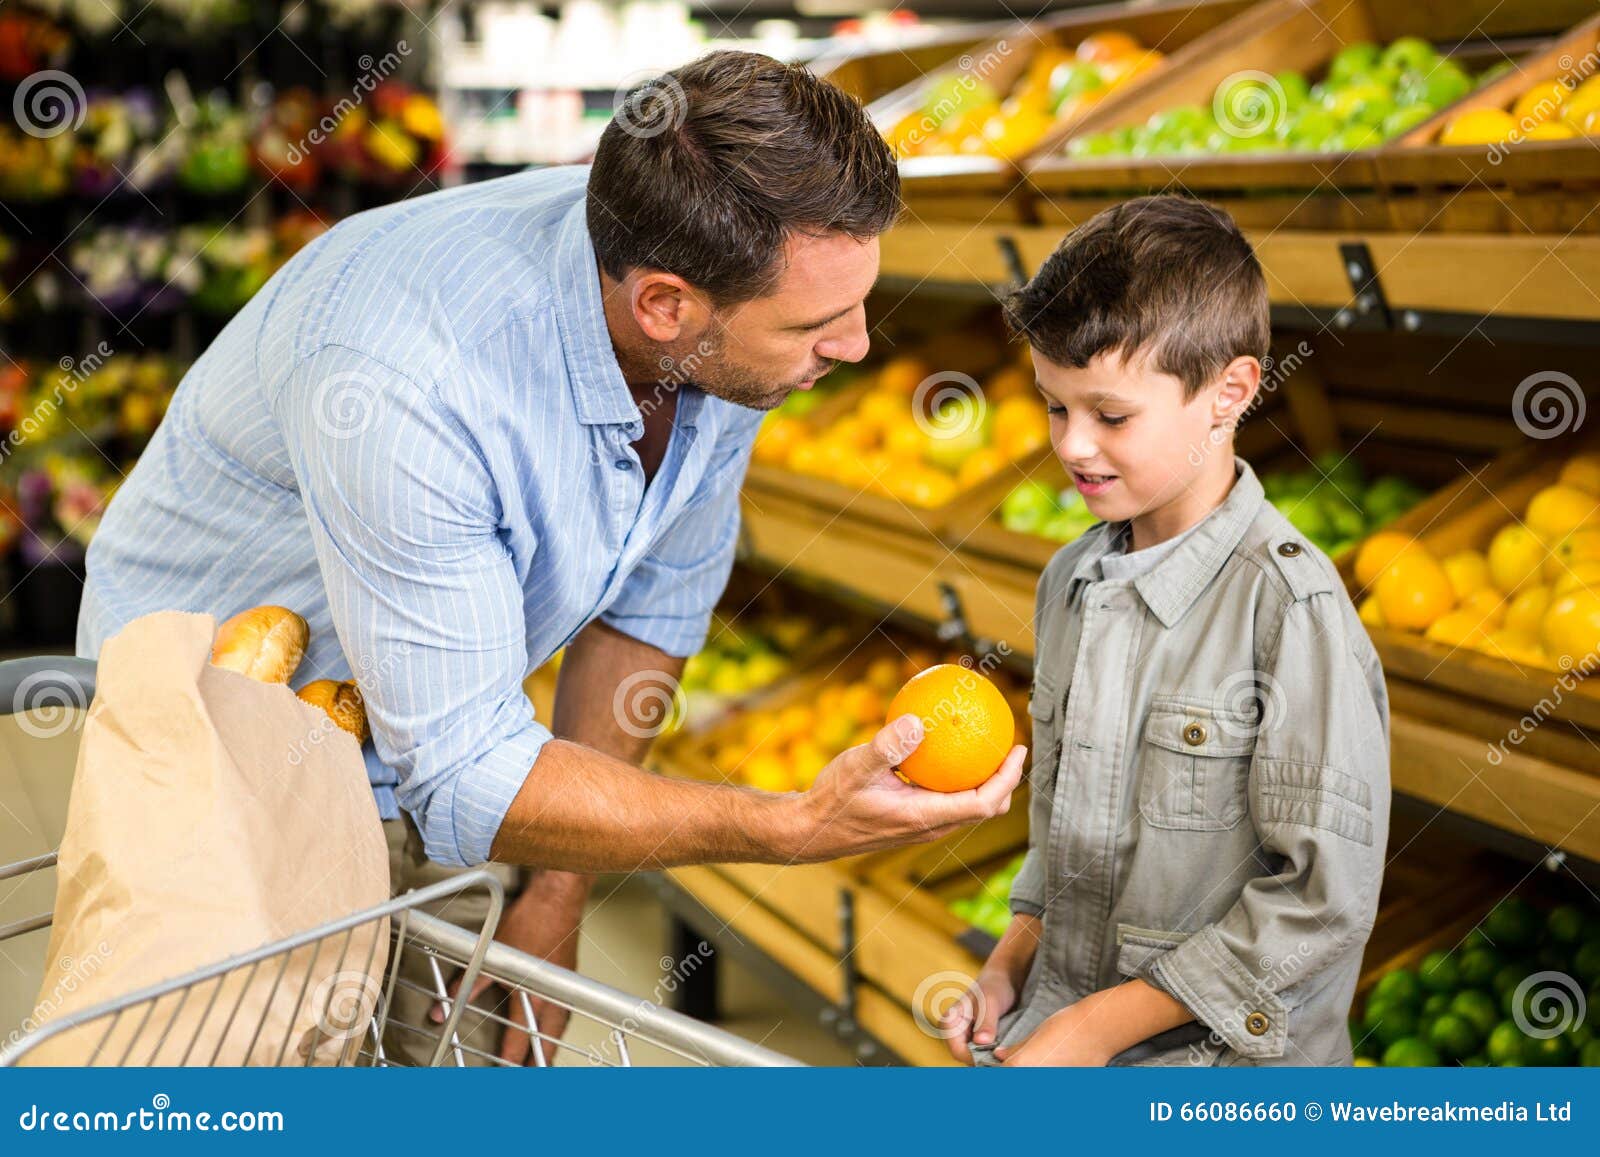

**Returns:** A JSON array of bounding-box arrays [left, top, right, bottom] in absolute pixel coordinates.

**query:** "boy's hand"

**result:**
[[994, 999, 1117, 1067], [941, 968, 1018, 1064]]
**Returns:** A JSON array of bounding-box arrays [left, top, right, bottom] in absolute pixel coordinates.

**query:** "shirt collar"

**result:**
[[1068, 460, 1265, 629], [552, 198, 643, 430]]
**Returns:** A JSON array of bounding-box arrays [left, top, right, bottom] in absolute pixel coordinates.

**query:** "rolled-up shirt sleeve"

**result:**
[[599, 413, 760, 658], [271, 344, 549, 868]]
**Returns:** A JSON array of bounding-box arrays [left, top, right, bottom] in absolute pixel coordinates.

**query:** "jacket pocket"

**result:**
[[1138, 697, 1256, 831], [1027, 673, 1064, 796], [1114, 923, 1191, 981]]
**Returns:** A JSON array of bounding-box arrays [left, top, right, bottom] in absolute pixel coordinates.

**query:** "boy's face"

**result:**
[[1033, 347, 1257, 529]]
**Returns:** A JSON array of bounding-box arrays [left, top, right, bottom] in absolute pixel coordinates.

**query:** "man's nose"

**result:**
[[815, 307, 869, 364]]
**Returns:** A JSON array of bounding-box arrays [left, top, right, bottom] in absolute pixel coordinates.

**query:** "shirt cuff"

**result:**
[[599, 607, 715, 660], [402, 719, 553, 868], [1145, 925, 1289, 1060]]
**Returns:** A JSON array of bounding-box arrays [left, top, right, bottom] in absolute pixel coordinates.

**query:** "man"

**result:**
[[76, 52, 1025, 1063]]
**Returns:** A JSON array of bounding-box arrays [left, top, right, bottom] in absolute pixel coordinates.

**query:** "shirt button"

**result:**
[[1245, 1011, 1270, 1036], [1277, 541, 1303, 557], [614, 458, 632, 470], [1183, 722, 1207, 746]]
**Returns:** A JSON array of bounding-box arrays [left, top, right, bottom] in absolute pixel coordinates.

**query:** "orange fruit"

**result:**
[[1542, 590, 1600, 672], [1553, 560, 1600, 597], [1505, 585, 1553, 637], [1476, 629, 1550, 669], [1355, 531, 1419, 589], [1487, 524, 1546, 594], [886, 663, 1015, 792], [875, 356, 931, 397], [839, 682, 886, 726], [1460, 588, 1507, 627], [1358, 595, 1385, 628], [1527, 485, 1600, 541], [1439, 108, 1517, 146], [1425, 611, 1487, 648], [1545, 527, 1600, 580], [1441, 550, 1492, 598], [753, 416, 808, 466], [1559, 453, 1600, 496], [1075, 30, 1142, 63], [1512, 79, 1569, 124], [1376, 551, 1456, 630], [992, 395, 1051, 460], [957, 447, 1010, 489]]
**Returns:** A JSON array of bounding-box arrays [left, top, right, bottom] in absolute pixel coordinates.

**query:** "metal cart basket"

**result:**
[[0, 656, 796, 1068]]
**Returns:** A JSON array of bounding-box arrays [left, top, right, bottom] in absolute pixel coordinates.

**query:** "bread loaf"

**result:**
[[295, 679, 370, 744], [210, 606, 309, 683]]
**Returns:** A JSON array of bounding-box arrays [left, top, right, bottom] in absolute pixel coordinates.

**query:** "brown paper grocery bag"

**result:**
[[19, 610, 390, 1066]]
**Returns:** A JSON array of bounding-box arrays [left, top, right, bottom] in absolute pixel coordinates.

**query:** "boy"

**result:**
[[944, 196, 1390, 1067]]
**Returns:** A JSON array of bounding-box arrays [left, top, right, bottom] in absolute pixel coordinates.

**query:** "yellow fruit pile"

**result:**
[[886, 31, 1164, 162], [1354, 453, 1600, 673], [708, 650, 1027, 793], [1437, 73, 1600, 145], [753, 348, 1050, 508]]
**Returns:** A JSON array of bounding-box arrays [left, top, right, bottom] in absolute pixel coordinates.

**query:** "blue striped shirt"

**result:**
[[77, 166, 763, 868]]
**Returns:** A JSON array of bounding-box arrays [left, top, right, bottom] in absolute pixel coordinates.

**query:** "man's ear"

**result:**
[[1212, 355, 1262, 427], [630, 271, 713, 344]]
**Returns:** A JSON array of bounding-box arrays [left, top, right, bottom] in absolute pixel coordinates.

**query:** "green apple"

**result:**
[[1382, 36, 1438, 76], [1382, 103, 1436, 138], [1328, 42, 1381, 85]]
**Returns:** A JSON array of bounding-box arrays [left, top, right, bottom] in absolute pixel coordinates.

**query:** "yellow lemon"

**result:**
[[1505, 585, 1553, 637], [1522, 121, 1576, 141], [1488, 524, 1547, 593], [1356, 531, 1420, 589], [856, 390, 906, 430], [1439, 107, 1517, 146], [1527, 484, 1600, 541], [1358, 595, 1385, 628], [875, 356, 932, 397], [753, 416, 808, 466], [1541, 590, 1600, 672], [957, 446, 1011, 489], [1441, 550, 1492, 598], [1377, 551, 1456, 630], [1544, 528, 1600, 581], [1460, 588, 1507, 627], [1559, 453, 1600, 496], [1425, 611, 1487, 648], [1476, 629, 1551, 668], [1560, 76, 1600, 131], [1553, 559, 1600, 597], [1511, 79, 1569, 124]]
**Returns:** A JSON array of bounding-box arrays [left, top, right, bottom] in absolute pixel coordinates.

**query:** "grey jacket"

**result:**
[[977, 460, 1390, 1068]]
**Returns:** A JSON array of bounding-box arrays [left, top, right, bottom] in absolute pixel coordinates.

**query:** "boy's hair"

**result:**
[[588, 51, 900, 305], [1002, 195, 1269, 399]]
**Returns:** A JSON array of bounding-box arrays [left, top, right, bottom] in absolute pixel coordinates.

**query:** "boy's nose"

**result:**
[[1057, 417, 1098, 464]]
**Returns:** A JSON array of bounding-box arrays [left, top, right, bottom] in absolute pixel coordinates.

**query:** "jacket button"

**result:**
[[1277, 541, 1302, 557], [1245, 1011, 1270, 1036], [1183, 722, 1207, 746]]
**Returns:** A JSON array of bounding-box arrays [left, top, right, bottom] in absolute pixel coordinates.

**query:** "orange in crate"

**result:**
[[886, 663, 1015, 792]]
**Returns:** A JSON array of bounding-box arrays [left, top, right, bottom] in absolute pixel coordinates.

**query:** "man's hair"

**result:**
[[1002, 196, 1269, 398], [587, 51, 900, 304]]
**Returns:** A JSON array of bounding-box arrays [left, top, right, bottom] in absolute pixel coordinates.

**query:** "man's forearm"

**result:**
[[488, 737, 808, 871]]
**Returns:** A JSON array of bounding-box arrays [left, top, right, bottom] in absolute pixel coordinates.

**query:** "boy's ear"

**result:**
[[1212, 355, 1262, 427]]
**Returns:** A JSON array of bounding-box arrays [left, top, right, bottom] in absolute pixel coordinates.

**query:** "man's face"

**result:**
[[1035, 348, 1222, 524], [689, 232, 878, 411]]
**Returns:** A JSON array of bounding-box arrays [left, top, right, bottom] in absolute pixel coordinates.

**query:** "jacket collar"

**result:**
[[1067, 460, 1264, 629]]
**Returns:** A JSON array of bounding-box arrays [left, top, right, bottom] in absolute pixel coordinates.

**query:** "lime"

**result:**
[[1581, 1040, 1600, 1067], [1419, 950, 1460, 992], [1427, 1013, 1482, 1060], [1565, 1022, 1594, 1051], [1493, 962, 1530, 1002], [1381, 37, 1438, 76], [1372, 968, 1423, 1008], [1483, 898, 1542, 950], [1572, 940, 1600, 985], [1422, 991, 1453, 1018], [1546, 904, 1589, 945], [1461, 926, 1493, 950], [1382, 1037, 1441, 1067], [1486, 1020, 1525, 1065], [1365, 1001, 1419, 1048], [1536, 942, 1573, 973], [1329, 42, 1382, 85], [1450, 990, 1501, 1037], [1460, 1055, 1489, 1067], [1524, 1033, 1575, 1067], [1458, 947, 1503, 988]]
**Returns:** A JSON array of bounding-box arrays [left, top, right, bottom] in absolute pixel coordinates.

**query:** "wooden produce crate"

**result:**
[[867, 0, 1263, 225], [810, 22, 1014, 107], [1025, 0, 1569, 229], [1379, 11, 1600, 236]]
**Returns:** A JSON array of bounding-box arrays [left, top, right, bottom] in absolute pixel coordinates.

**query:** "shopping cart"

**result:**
[[0, 655, 797, 1068]]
